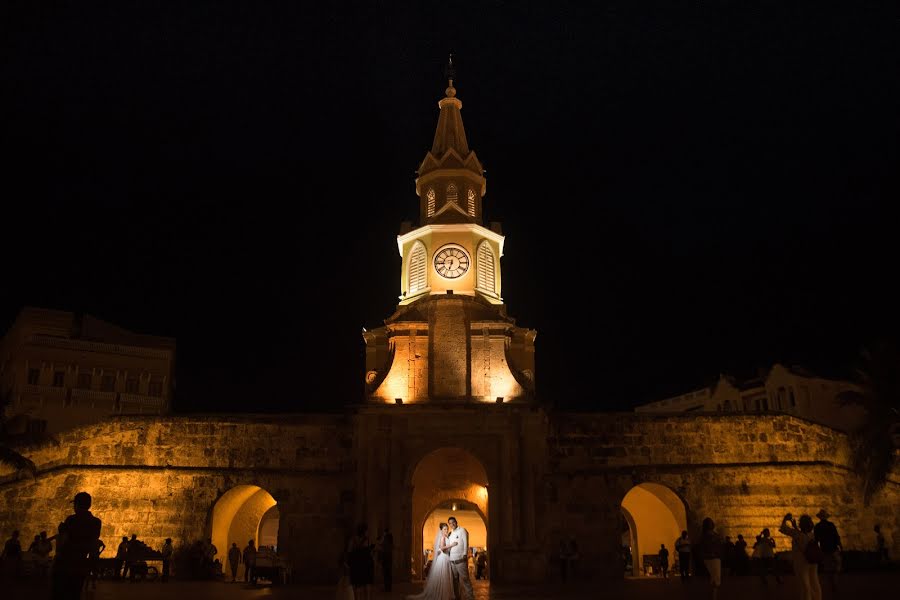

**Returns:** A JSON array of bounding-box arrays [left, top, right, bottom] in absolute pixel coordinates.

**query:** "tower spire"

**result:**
[[445, 52, 456, 97]]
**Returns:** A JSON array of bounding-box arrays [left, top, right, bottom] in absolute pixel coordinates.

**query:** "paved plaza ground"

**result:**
[[6, 573, 900, 600]]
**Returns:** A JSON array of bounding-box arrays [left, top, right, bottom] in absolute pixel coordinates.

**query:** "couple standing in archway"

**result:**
[[408, 516, 473, 600]]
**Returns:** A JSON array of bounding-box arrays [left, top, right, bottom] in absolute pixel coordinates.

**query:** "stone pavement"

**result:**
[[6, 573, 900, 599]]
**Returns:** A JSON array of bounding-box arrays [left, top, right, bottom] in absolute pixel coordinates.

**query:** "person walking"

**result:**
[[114, 536, 128, 580], [699, 517, 724, 600], [675, 530, 692, 582], [780, 513, 822, 600], [813, 509, 841, 593], [227, 542, 241, 582], [658, 544, 670, 579]]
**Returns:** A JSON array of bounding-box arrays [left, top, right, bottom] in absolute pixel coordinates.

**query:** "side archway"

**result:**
[[211, 485, 278, 564], [620, 483, 687, 576]]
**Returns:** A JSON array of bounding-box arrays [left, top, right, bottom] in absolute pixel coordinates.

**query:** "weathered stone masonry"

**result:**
[[1, 411, 897, 583]]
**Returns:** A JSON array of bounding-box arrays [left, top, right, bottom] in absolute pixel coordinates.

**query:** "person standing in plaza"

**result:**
[[755, 528, 782, 585], [699, 517, 724, 600], [813, 509, 841, 593], [377, 527, 394, 593], [447, 517, 473, 600], [242, 539, 257, 584], [160, 538, 173, 582], [658, 544, 670, 579], [227, 542, 241, 582], [675, 530, 692, 582], [780, 513, 822, 600], [51, 491, 101, 600]]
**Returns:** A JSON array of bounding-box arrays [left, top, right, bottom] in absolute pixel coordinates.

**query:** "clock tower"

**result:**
[[363, 70, 536, 404]]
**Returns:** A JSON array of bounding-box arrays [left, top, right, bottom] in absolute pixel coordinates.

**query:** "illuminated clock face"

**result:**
[[433, 244, 470, 279]]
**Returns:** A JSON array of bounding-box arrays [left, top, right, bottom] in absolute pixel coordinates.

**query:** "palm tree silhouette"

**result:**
[[836, 342, 900, 504]]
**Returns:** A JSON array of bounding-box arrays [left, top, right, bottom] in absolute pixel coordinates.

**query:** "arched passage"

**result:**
[[211, 485, 278, 565], [421, 500, 488, 578], [411, 448, 489, 580], [621, 483, 687, 577]]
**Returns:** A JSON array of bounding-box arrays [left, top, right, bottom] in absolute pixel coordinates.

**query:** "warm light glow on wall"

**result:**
[[211, 485, 277, 561], [422, 508, 487, 552], [621, 483, 687, 576]]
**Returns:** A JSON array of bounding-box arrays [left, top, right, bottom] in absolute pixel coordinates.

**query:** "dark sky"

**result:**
[[2, 2, 898, 412]]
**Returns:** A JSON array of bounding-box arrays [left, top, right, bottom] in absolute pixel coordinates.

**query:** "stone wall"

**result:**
[[541, 413, 900, 578], [0, 415, 355, 582], [2, 410, 897, 583]]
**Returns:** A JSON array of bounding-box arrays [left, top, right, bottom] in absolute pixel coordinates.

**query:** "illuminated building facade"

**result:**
[[0, 307, 175, 433], [635, 363, 866, 432], [0, 79, 897, 586]]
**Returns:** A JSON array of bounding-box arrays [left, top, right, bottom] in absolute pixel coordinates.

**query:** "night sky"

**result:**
[[3, 3, 898, 412]]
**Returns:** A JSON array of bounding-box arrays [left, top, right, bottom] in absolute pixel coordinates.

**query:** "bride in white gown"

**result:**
[[407, 522, 457, 600]]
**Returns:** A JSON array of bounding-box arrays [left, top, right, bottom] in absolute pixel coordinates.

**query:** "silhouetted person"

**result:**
[[1, 530, 23, 578], [227, 542, 241, 582], [755, 528, 781, 585], [84, 538, 105, 590], [814, 509, 841, 593], [242, 539, 257, 584], [160, 538, 173, 582], [658, 544, 670, 578], [51, 491, 101, 600], [377, 527, 393, 592], [699, 517, 723, 600], [114, 536, 128, 579], [723, 536, 735, 575], [346, 523, 374, 600], [123, 534, 139, 581], [734, 534, 748, 575], [780, 513, 822, 600], [475, 548, 487, 580], [874, 525, 888, 562], [675, 530, 691, 582]]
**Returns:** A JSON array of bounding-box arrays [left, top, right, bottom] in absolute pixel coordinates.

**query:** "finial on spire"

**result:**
[[444, 52, 457, 97]]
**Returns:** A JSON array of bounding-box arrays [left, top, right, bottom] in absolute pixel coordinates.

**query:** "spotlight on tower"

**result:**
[[496, 397, 504, 404], [395, 398, 403, 405]]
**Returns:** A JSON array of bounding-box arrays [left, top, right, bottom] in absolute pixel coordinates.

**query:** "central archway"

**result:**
[[410, 448, 489, 580], [620, 483, 687, 577], [211, 484, 279, 574]]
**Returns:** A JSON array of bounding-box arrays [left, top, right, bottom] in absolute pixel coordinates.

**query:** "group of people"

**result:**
[[651, 508, 869, 600], [342, 523, 395, 600]]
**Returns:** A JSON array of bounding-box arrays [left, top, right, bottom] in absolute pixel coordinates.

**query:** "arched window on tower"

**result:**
[[426, 188, 436, 217], [476, 241, 496, 296], [467, 188, 476, 216], [408, 241, 427, 295], [446, 182, 458, 204]]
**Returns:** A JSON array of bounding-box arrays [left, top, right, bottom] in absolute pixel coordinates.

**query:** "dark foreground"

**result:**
[[6, 573, 900, 600]]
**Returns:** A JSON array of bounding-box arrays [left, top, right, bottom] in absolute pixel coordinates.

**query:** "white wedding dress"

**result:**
[[407, 530, 454, 600]]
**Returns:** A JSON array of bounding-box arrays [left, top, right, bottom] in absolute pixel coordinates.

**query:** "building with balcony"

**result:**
[[0, 307, 175, 433]]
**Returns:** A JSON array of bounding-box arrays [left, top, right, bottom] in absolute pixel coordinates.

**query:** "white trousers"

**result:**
[[449, 559, 474, 600]]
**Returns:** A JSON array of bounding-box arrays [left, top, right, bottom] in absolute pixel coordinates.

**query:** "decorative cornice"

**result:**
[[397, 224, 505, 257]]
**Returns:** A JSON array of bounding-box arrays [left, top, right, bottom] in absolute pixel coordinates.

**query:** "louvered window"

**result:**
[[476, 241, 495, 294], [446, 182, 458, 204], [408, 242, 427, 294], [426, 188, 435, 217], [467, 189, 476, 216]]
